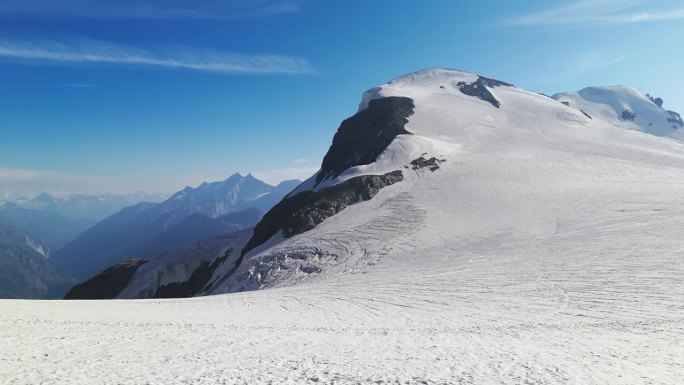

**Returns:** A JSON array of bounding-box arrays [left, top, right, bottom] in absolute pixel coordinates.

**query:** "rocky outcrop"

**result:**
[[224, 171, 404, 280], [64, 259, 146, 299], [248, 170, 403, 251], [646, 94, 664, 108], [408, 156, 445, 172], [456, 76, 512, 108], [622, 109, 637, 121], [316, 97, 414, 185], [667, 111, 683, 129]]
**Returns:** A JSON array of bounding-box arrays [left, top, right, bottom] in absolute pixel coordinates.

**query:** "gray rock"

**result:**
[[64, 259, 146, 299], [456, 76, 512, 108], [621, 109, 637, 121], [316, 97, 414, 185]]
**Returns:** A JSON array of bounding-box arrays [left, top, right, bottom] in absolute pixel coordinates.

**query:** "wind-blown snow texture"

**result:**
[[2, 68, 684, 384]]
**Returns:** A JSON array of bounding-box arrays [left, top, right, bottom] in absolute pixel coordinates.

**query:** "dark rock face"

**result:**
[[561, 101, 571, 106], [231, 170, 404, 275], [668, 111, 683, 129], [477, 76, 514, 88], [316, 97, 414, 185], [409, 156, 445, 172], [64, 259, 146, 299], [646, 94, 664, 108], [456, 76, 512, 108], [211, 97, 414, 286], [153, 248, 233, 298], [622, 109, 637, 121]]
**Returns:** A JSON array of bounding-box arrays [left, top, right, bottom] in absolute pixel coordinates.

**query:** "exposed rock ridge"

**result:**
[[316, 97, 414, 185], [64, 259, 146, 299], [226, 170, 405, 282], [667, 111, 683, 128], [456, 76, 513, 108]]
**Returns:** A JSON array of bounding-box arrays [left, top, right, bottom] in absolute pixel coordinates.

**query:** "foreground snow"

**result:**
[[2, 180, 684, 384], [2, 68, 684, 384]]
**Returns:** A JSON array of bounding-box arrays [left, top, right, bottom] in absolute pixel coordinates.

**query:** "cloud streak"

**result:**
[[253, 166, 318, 185], [508, 0, 684, 26], [0, 37, 314, 74], [514, 50, 626, 91], [0, 167, 113, 198], [0, 0, 301, 20]]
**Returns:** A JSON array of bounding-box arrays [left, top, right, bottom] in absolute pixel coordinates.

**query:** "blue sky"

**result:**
[[1, 0, 683, 197]]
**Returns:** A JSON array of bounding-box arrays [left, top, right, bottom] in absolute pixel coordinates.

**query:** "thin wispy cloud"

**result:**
[[0, 37, 315, 74], [508, 0, 684, 26], [567, 51, 625, 75], [516, 50, 625, 90], [0, 167, 113, 198], [0, 0, 301, 20], [253, 166, 318, 184], [0, 168, 105, 184]]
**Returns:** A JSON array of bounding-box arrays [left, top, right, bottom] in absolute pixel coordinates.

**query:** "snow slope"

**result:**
[[208, 67, 684, 294], [553, 85, 684, 138], [2, 68, 684, 384]]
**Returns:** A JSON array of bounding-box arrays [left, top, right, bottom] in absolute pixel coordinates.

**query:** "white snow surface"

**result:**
[[2, 68, 684, 384], [553, 85, 684, 138]]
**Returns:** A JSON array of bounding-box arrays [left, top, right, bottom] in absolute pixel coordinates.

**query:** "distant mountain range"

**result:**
[[0, 191, 168, 298], [0, 204, 95, 257], [11, 191, 167, 221], [52, 173, 300, 281]]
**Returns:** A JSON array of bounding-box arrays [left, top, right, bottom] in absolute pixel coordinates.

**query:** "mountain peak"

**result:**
[[359, 67, 514, 111], [31, 192, 56, 203]]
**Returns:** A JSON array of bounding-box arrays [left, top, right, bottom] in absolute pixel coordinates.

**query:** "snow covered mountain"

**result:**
[[52, 173, 300, 281], [4, 68, 684, 383], [0, 203, 95, 258], [553, 85, 683, 137], [90, 67, 684, 302], [201, 67, 684, 295]]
